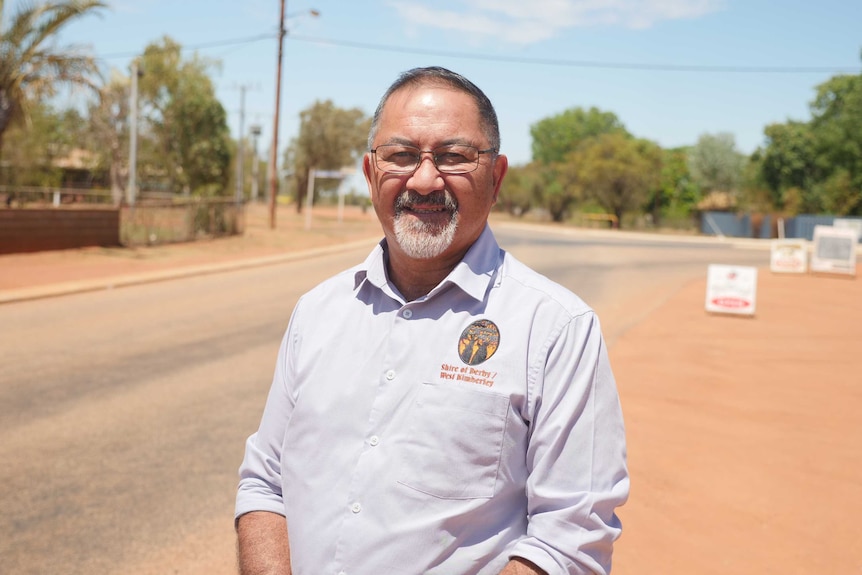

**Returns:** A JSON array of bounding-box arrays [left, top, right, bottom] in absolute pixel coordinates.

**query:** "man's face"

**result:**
[[363, 84, 507, 262]]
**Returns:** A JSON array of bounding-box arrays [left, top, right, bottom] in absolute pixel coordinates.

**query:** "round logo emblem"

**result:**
[[458, 319, 500, 366]]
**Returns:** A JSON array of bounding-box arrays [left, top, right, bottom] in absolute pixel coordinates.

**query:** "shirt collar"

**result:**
[[354, 225, 502, 303]]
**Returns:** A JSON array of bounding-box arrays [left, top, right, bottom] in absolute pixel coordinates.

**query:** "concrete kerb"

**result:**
[[4, 223, 859, 306], [497, 220, 862, 254], [498, 221, 772, 250], [0, 237, 381, 306]]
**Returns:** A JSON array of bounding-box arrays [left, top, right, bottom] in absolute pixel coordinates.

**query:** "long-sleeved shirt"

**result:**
[[236, 225, 629, 575]]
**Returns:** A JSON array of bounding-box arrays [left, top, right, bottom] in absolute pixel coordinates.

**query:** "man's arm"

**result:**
[[509, 311, 629, 574], [499, 557, 546, 575], [236, 511, 291, 575]]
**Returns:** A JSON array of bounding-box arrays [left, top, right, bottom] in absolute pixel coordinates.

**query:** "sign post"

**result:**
[[305, 169, 348, 230], [770, 240, 808, 274], [705, 264, 758, 317], [811, 225, 857, 276]]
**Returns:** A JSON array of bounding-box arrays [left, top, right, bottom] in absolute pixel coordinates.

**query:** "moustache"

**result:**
[[395, 190, 458, 212]]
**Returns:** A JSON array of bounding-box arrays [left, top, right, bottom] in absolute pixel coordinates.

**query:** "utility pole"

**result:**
[[235, 84, 248, 205], [268, 0, 287, 229], [127, 61, 140, 210], [250, 124, 262, 201]]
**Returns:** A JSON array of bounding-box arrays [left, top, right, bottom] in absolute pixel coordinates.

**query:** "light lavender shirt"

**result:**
[[236, 225, 629, 575]]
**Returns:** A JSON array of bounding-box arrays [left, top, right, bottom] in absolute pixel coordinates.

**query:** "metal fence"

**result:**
[[1, 186, 245, 248], [701, 211, 862, 242], [1, 185, 115, 206], [121, 199, 244, 246]]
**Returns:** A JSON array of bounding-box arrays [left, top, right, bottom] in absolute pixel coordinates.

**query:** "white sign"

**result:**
[[770, 240, 808, 274], [705, 264, 758, 316], [811, 225, 857, 276], [833, 218, 862, 241]]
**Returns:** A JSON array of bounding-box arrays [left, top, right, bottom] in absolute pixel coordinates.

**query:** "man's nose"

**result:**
[[408, 154, 444, 194]]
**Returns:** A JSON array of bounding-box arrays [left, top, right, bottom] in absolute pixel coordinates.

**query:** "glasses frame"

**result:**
[[369, 144, 498, 175]]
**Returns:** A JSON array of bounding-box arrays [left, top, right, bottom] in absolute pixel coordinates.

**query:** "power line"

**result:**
[[91, 30, 860, 75], [96, 33, 276, 60], [288, 34, 860, 75]]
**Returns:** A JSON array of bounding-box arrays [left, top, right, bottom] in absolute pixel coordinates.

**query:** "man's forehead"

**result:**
[[382, 83, 477, 113]]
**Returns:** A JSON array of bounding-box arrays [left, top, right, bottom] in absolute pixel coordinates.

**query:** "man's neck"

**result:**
[[385, 247, 465, 302]]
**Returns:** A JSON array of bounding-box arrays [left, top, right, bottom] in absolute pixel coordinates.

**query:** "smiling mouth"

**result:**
[[405, 204, 450, 215], [395, 190, 457, 218]]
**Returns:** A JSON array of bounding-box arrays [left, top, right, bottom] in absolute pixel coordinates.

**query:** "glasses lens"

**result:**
[[375, 145, 420, 173], [435, 145, 479, 173], [374, 144, 480, 174]]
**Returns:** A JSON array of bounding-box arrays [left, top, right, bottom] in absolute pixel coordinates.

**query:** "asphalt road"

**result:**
[[0, 226, 768, 574]]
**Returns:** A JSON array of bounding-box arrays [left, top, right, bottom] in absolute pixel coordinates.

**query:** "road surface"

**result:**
[[0, 225, 767, 574]]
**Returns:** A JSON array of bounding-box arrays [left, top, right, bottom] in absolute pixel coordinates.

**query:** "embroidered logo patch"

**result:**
[[458, 319, 500, 366]]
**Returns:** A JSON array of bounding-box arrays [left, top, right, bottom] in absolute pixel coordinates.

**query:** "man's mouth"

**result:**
[[405, 204, 449, 214], [395, 191, 457, 217]]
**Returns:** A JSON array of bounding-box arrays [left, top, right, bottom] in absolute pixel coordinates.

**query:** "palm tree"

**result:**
[[0, 0, 106, 163]]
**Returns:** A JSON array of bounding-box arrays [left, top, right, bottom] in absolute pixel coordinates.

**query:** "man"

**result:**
[[236, 66, 629, 575]]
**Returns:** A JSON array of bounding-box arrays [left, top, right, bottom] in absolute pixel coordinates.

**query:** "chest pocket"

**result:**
[[397, 381, 510, 499]]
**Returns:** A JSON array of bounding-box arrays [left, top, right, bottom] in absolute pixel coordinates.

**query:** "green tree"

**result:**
[[808, 72, 862, 215], [738, 153, 778, 215], [653, 146, 701, 224], [498, 162, 546, 217], [87, 70, 129, 203], [567, 133, 663, 228], [753, 121, 817, 212], [285, 99, 370, 211], [530, 106, 628, 165], [1, 102, 71, 186], [136, 36, 231, 195], [687, 132, 745, 194], [0, 0, 105, 166], [540, 164, 574, 223]]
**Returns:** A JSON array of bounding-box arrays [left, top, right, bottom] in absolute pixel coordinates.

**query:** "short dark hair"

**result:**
[[367, 66, 501, 152]]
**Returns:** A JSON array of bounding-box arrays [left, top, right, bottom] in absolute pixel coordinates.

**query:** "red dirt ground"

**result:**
[[610, 267, 862, 575], [2, 205, 859, 573]]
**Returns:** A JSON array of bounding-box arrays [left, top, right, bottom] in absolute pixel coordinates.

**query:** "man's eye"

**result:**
[[437, 152, 469, 165], [386, 151, 419, 164]]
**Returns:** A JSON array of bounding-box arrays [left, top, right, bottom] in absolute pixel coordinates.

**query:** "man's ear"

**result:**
[[362, 153, 375, 198], [491, 154, 509, 204]]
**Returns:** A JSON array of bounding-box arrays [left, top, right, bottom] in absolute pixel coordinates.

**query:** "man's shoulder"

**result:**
[[498, 251, 592, 317], [300, 263, 365, 301]]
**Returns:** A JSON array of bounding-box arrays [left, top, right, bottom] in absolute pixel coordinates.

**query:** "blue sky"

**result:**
[[11, 0, 862, 182]]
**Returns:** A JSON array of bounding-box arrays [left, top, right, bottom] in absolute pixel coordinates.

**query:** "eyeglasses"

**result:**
[[370, 144, 497, 175]]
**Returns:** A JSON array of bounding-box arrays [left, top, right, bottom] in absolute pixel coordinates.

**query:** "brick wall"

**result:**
[[0, 208, 121, 254]]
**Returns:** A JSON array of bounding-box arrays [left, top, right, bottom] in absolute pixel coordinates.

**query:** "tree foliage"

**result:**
[[752, 121, 816, 212], [498, 163, 540, 216], [751, 65, 862, 216], [566, 133, 663, 227], [0, 101, 85, 186], [530, 106, 628, 165], [687, 132, 745, 194], [655, 147, 700, 220], [87, 71, 130, 202], [136, 36, 231, 195], [809, 73, 862, 215], [285, 99, 370, 210], [0, 0, 105, 166]]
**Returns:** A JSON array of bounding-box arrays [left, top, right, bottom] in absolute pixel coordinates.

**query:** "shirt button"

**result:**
[[369, 435, 380, 446], [351, 502, 362, 514], [402, 308, 413, 319], [385, 369, 395, 381]]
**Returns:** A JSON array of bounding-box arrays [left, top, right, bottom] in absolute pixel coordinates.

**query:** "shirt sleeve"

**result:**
[[510, 310, 630, 575], [235, 309, 301, 520]]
